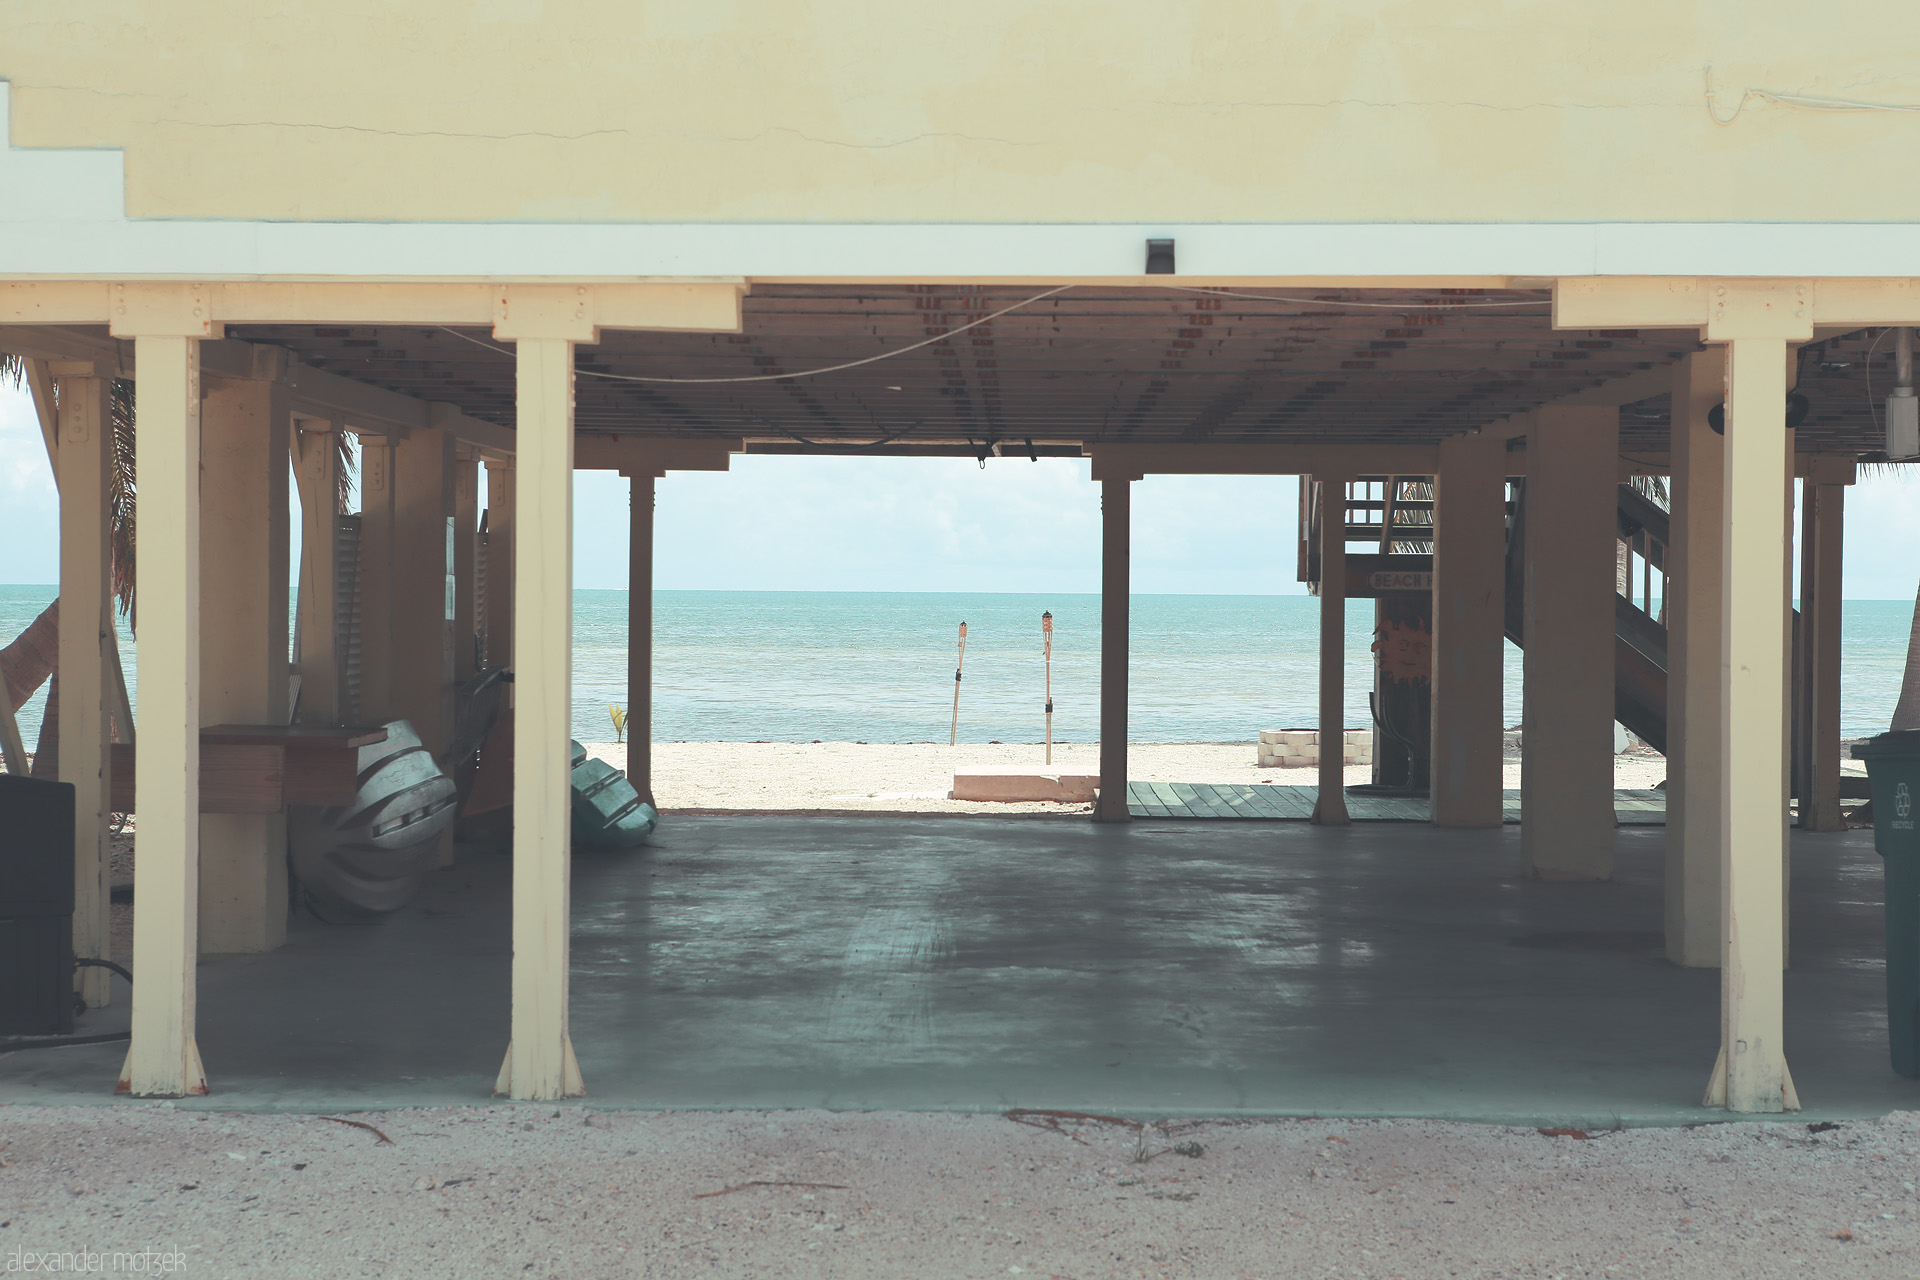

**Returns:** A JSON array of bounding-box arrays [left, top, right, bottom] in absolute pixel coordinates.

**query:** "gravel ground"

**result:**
[[1, 1106, 1915, 1278], [591, 741, 1675, 816]]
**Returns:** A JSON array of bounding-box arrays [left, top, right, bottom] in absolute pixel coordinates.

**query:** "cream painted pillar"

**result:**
[[197, 375, 291, 956], [453, 448, 481, 685], [1314, 476, 1350, 826], [626, 472, 656, 806], [1429, 434, 1507, 828], [53, 362, 115, 1007], [120, 320, 209, 1097], [1666, 349, 1727, 966], [292, 420, 344, 724], [1094, 476, 1133, 823], [483, 460, 516, 670], [1701, 333, 1798, 1113], [497, 331, 584, 1101], [1520, 405, 1619, 879], [1797, 462, 1849, 832], [358, 437, 397, 720]]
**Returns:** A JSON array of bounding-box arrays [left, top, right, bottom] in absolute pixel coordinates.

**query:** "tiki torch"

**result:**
[[1042, 611, 1054, 765], [950, 621, 968, 746]]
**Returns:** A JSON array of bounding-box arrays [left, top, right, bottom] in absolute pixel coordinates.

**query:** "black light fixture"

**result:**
[[1705, 394, 1809, 435], [1145, 238, 1176, 275]]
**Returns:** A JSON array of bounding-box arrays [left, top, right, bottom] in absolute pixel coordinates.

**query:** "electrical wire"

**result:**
[[436, 285, 1073, 385], [1864, 326, 1893, 436], [1706, 68, 1920, 126]]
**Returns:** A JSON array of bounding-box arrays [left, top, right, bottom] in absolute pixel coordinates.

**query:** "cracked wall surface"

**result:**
[[1, 1, 1918, 223]]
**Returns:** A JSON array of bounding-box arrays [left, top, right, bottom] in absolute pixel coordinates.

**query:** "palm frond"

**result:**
[[108, 378, 137, 619], [1627, 474, 1670, 510], [334, 429, 357, 515]]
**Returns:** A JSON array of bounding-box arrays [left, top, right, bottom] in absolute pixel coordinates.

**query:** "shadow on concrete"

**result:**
[[5, 818, 1914, 1126]]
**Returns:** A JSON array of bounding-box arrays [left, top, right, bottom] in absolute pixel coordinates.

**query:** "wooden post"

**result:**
[[483, 460, 516, 671], [1429, 433, 1506, 828], [453, 446, 482, 685], [1094, 477, 1132, 823], [197, 373, 292, 956], [1705, 334, 1796, 1114], [950, 622, 968, 746], [1520, 405, 1619, 879], [120, 330, 208, 1097], [497, 334, 583, 1101], [1667, 349, 1728, 966], [393, 413, 459, 869], [626, 472, 656, 806], [358, 437, 397, 720], [292, 420, 345, 724], [52, 362, 115, 1007], [1314, 476, 1350, 826], [1042, 611, 1054, 767], [392, 416, 458, 758], [1797, 462, 1850, 832]]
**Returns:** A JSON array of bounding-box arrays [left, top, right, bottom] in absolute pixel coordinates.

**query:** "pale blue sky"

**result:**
[[4, 378, 1918, 599]]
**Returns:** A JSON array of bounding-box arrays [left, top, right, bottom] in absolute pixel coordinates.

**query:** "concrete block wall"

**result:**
[[1256, 729, 1374, 769]]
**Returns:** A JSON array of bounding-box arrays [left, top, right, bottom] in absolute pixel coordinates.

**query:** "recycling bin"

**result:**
[[1852, 729, 1920, 1079]]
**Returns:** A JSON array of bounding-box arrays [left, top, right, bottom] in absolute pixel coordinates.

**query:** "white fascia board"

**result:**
[[6, 86, 1920, 282], [8, 217, 1920, 283]]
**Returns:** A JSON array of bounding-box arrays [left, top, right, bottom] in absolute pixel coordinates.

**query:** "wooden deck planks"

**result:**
[[1127, 782, 1668, 825]]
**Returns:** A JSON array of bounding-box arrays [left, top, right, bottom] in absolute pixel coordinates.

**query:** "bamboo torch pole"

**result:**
[[950, 621, 968, 746], [1042, 611, 1053, 766]]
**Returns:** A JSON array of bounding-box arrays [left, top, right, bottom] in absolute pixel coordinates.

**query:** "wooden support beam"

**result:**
[[197, 376, 292, 956], [1429, 434, 1507, 828], [1798, 469, 1849, 832], [498, 335, 584, 1101], [1520, 405, 1619, 880], [483, 462, 515, 670], [1706, 335, 1798, 1115], [453, 449, 481, 684], [52, 364, 114, 1007], [1313, 477, 1350, 826], [627, 475, 656, 808], [578, 435, 742, 474], [1094, 479, 1131, 823], [4, 281, 748, 331], [292, 422, 345, 724], [1667, 349, 1727, 968], [1088, 443, 1440, 482], [119, 329, 208, 1098]]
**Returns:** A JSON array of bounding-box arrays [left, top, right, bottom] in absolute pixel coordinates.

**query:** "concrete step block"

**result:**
[[952, 770, 1099, 802]]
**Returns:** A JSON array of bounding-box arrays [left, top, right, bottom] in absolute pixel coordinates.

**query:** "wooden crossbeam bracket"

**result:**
[[4, 280, 748, 330], [107, 283, 219, 338], [1087, 443, 1440, 481], [1555, 277, 1920, 333], [576, 435, 744, 475]]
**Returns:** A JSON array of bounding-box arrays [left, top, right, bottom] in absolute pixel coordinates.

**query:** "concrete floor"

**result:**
[[5, 817, 1917, 1126]]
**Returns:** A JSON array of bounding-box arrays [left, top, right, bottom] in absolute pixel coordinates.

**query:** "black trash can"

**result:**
[[1852, 730, 1920, 1079], [0, 774, 76, 1036]]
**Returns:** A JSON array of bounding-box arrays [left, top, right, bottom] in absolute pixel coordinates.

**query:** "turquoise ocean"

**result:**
[[1, 585, 1913, 747]]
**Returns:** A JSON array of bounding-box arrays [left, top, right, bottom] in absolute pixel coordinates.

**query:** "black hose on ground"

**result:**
[[75, 957, 133, 985], [0, 960, 134, 1051]]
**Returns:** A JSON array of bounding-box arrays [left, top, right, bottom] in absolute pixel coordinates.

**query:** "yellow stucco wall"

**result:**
[[3, 1, 1918, 224]]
